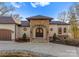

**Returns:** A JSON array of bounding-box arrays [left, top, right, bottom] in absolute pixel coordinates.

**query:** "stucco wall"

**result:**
[[0, 22, 72, 41], [30, 20, 49, 26], [15, 25, 20, 38], [0, 24, 15, 41], [49, 25, 58, 37], [19, 27, 30, 38], [56, 25, 70, 35], [49, 24, 70, 37]]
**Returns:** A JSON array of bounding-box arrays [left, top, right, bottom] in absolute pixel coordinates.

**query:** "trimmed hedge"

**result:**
[[15, 38, 30, 42]]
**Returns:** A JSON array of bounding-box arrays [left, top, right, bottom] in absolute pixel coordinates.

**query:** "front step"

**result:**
[[32, 38, 48, 43]]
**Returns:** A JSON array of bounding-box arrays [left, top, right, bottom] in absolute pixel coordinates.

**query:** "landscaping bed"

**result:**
[[0, 50, 53, 57], [50, 39, 79, 47], [50, 33, 79, 47], [15, 38, 30, 42]]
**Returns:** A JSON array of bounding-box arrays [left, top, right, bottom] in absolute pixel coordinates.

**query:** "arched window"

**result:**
[[50, 28, 53, 31], [58, 27, 62, 34], [64, 28, 67, 33]]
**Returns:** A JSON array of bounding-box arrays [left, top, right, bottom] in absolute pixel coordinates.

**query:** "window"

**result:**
[[50, 28, 53, 31], [58, 27, 62, 34], [64, 28, 67, 33]]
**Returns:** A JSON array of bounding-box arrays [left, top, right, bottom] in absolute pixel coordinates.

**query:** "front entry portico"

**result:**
[[26, 15, 52, 42]]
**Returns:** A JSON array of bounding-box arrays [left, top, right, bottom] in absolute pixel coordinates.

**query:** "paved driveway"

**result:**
[[0, 41, 79, 57]]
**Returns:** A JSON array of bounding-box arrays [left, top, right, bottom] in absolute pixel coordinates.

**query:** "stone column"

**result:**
[[47, 29, 49, 43], [30, 26, 33, 42]]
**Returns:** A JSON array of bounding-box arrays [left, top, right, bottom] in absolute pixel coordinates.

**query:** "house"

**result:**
[[0, 15, 71, 42]]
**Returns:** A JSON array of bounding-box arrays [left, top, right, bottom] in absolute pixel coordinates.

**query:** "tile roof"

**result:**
[[21, 21, 30, 27], [20, 21, 69, 27], [0, 16, 15, 24], [26, 15, 53, 21], [0, 16, 69, 26], [49, 21, 70, 25]]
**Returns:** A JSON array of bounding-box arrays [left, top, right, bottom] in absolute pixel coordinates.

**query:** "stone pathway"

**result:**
[[32, 38, 48, 43], [0, 41, 79, 57]]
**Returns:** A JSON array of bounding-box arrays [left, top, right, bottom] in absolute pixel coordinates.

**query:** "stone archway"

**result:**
[[30, 25, 48, 39], [30, 25, 49, 42]]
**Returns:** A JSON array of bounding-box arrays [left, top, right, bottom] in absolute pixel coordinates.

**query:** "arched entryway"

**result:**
[[30, 25, 49, 40], [36, 27, 43, 37]]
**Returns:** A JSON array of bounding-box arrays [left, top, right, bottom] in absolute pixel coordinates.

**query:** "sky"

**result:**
[[6, 2, 74, 21]]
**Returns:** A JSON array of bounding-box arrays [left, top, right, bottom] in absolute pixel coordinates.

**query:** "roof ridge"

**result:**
[[26, 15, 53, 20], [50, 21, 69, 25], [0, 16, 12, 18]]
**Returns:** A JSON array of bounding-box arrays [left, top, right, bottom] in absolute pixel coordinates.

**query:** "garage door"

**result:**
[[0, 29, 11, 41]]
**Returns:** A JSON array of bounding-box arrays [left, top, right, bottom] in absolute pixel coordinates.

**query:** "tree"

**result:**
[[11, 14, 22, 24], [0, 2, 15, 16], [73, 3, 79, 18], [12, 14, 22, 20], [22, 33, 27, 39], [68, 3, 79, 19], [53, 33, 57, 41], [68, 3, 79, 39], [0, 3, 22, 23], [69, 13, 78, 39], [57, 11, 68, 22], [57, 3, 79, 23], [57, 3, 79, 39]]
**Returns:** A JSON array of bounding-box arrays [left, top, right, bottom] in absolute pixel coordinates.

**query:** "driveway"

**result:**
[[0, 41, 79, 57]]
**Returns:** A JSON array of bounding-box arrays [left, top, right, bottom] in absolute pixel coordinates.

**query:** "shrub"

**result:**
[[53, 33, 57, 41], [15, 33, 30, 42], [22, 33, 30, 42], [22, 33, 26, 39]]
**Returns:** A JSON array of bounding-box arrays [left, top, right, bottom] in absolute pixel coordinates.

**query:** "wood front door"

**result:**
[[0, 29, 11, 41], [36, 28, 43, 37]]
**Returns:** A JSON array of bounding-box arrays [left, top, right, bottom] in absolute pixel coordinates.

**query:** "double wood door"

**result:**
[[36, 28, 43, 37]]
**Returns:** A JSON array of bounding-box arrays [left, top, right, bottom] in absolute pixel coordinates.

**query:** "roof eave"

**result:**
[[26, 18, 53, 21]]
